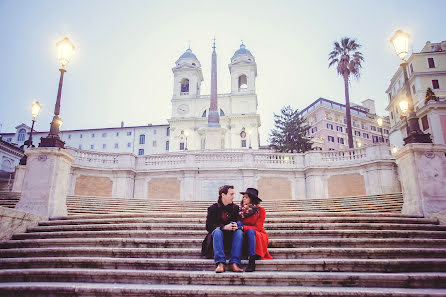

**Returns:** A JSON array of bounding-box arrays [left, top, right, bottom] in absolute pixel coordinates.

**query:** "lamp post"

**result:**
[[184, 131, 189, 150], [390, 30, 431, 145], [248, 129, 252, 149], [19, 101, 42, 165], [39, 37, 75, 148], [376, 117, 384, 143]]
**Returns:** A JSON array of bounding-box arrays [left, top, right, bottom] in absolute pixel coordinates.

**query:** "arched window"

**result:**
[[17, 129, 26, 142], [220, 109, 225, 116], [202, 110, 207, 118], [238, 74, 247, 89], [1, 159, 13, 172], [181, 78, 189, 93]]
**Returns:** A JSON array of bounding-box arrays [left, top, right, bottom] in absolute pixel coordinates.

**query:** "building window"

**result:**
[[336, 126, 343, 132], [432, 80, 440, 89], [343, 118, 347, 124], [328, 148, 335, 151], [91, 133, 95, 138], [181, 78, 189, 93], [370, 126, 376, 131], [337, 137, 344, 144], [202, 110, 207, 117], [6, 137, 12, 142], [127, 131, 132, 136], [153, 140, 156, 147], [327, 136, 335, 142], [68, 135, 72, 139], [138, 149, 144, 155], [165, 141, 169, 151], [421, 115, 429, 131], [127, 142, 131, 148], [80, 134, 83, 138], [354, 131, 361, 136], [220, 109, 225, 116], [311, 127, 317, 133], [102, 144, 106, 149], [17, 129, 26, 142], [238, 74, 248, 89], [314, 147, 323, 151], [385, 139, 389, 143], [139, 134, 145, 144], [326, 123, 334, 130], [179, 142, 185, 150], [241, 139, 247, 147], [166, 127, 170, 136], [102, 133, 107, 137], [363, 133, 369, 139], [428, 58, 436, 68], [384, 129, 389, 134], [410, 63, 414, 74], [90, 144, 94, 149], [78, 145, 82, 149], [116, 132, 119, 136], [114, 143, 119, 149], [153, 130, 157, 135], [372, 136, 379, 143]]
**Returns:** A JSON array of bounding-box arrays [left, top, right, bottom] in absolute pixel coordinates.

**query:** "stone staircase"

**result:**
[[1, 192, 446, 296]]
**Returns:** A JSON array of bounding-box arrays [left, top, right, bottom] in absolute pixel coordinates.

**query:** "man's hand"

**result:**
[[222, 222, 238, 231]]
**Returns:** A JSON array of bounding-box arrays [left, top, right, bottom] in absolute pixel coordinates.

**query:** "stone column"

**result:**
[[15, 147, 74, 217], [12, 165, 26, 192], [394, 143, 446, 223]]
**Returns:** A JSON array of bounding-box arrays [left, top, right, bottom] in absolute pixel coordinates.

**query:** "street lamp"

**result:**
[[19, 101, 42, 165], [390, 30, 431, 145], [39, 37, 75, 148], [376, 117, 384, 143], [184, 130, 189, 150]]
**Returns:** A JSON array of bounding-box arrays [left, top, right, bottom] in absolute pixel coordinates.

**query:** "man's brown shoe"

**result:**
[[215, 263, 225, 273], [229, 263, 243, 272]]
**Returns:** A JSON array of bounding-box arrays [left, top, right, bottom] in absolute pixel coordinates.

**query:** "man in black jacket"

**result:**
[[201, 185, 244, 273]]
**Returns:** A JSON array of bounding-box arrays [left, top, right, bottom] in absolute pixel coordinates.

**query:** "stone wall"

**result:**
[[147, 178, 180, 199], [0, 207, 46, 240], [327, 173, 366, 197], [257, 177, 292, 200], [74, 175, 113, 197]]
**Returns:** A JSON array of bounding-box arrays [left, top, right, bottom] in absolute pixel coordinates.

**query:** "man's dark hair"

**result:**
[[218, 185, 234, 199]]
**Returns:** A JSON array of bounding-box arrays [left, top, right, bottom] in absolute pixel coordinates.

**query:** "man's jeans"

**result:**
[[212, 228, 243, 265]]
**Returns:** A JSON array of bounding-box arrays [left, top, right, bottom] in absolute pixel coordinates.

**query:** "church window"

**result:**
[[220, 109, 225, 116], [181, 78, 189, 93], [238, 74, 248, 89], [241, 140, 247, 148], [202, 110, 207, 117], [179, 142, 185, 150], [18, 129, 26, 142], [165, 141, 169, 151]]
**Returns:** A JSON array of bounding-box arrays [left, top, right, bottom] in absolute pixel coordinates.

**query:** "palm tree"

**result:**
[[328, 37, 364, 148]]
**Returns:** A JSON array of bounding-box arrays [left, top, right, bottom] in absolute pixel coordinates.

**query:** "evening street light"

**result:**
[[390, 30, 431, 145], [376, 117, 384, 143], [39, 37, 75, 148], [19, 101, 42, 165]]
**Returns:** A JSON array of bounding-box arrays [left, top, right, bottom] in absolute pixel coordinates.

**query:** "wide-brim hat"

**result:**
[[240, 188, 262, 203]]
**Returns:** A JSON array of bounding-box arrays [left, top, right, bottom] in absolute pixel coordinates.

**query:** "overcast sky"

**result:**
[[0, 0, 445, 144]]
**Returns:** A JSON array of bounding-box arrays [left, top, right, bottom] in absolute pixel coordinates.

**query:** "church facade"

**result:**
[[168, 43, 261, 151]]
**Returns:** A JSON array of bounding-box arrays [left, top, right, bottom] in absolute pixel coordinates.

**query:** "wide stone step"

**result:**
[[2, 247, 446, 259], [0, 269, 445, 288], [50, 211, 418, 221], [2, 238, 446, 249], [25, 222, 446, 233], [12, 229, 446, 240], [1, 257, 446, 273], [2, 282, 446, 297], [40, 216, 434, 226]]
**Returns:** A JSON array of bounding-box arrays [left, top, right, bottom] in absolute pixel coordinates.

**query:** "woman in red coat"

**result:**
[[238, 188, 273, 272]]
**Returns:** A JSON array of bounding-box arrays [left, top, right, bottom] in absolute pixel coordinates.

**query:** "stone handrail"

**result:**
[[69, 145, 392, 171]]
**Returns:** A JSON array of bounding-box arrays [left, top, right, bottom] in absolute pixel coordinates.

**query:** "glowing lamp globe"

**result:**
[[391, 30, 410, 61]]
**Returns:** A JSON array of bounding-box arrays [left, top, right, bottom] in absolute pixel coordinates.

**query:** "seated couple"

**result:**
[[201, 185, 273, 273]]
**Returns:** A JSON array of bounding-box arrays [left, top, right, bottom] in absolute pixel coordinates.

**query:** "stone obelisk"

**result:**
[[204, 38, 225, 149]]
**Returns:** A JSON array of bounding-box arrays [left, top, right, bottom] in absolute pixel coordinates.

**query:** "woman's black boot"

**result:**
[[245, 256, 257, 272]]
